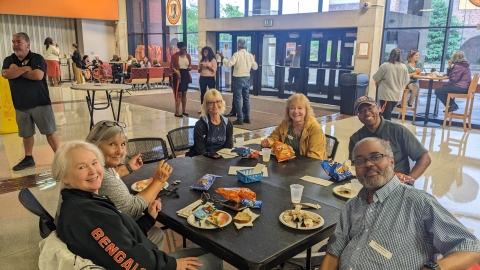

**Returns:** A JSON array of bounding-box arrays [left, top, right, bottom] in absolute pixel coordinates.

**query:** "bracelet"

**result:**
[[125, 163, 134, 174]]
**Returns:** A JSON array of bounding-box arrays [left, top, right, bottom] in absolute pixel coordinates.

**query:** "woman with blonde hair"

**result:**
[[261, 93, 327, 159], [435, 50, 472, 112], [188, 89, 233, 156]]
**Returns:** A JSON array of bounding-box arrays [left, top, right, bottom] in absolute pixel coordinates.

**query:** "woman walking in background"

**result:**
[[435, 50, 472, 113], [170, 42, 192, 117], [400, 49, 423, 108], [373, 48, 410, 120], [198, 46, 217, 114], [43, 37, 61, 87]]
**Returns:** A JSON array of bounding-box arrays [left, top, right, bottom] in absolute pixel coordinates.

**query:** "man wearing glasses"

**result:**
[[320, 137, 480, 270], [348, 96, 431, 180]]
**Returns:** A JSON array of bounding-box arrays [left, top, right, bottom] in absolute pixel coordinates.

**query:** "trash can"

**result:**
[[339, 73, 369, 115]]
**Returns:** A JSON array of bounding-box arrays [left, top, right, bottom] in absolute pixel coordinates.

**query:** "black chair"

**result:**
[[126, 138, 169, 163], [325, 134, 339, 160], [18, 188, 56, 239], [167, 126, 195, 158]]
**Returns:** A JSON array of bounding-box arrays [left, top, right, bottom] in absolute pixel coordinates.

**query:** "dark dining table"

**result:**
[[123, 151, 348, 270], [412, 74, 449, 128]]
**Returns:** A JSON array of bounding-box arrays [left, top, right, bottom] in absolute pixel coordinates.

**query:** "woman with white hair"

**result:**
[[188, 89, 233, 156], [435, 50, 472, 112], [261, 93, 327, 160], [85, 120, 168, 248], [53, 141, 223, 270]]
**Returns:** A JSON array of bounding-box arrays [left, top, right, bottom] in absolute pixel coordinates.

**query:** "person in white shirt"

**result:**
[[42, 37, 61, 87], [219, 39, 258, 125]]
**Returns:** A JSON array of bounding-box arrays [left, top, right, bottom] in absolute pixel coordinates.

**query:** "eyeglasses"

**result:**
[[201, 192, 225, 204], [357, 105, 376, 116], [158, 187, 179, 198], [206, 100, 222, 106], [102, 121, 126, 128], [353, 154, 389, 167]]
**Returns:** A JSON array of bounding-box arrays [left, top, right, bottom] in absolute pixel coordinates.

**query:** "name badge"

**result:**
[[369, 240, 392, 259], [287, 134, 294, 140]]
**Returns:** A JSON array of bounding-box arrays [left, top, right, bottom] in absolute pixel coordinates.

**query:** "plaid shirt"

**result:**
[[327, 176, 480, 270]]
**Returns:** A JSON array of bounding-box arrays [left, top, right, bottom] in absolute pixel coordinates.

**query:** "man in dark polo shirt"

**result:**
[[1, 32, 59, 171], [348, 96, 431, 179]]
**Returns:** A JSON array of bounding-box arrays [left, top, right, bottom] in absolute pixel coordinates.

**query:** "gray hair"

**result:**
[[13, 32, 30, 43], [450, 50, 468, 64], [201, 89, 226, 117], [237, 39, 246, 49], [52, 141, 105, 183], [85, 120, 128, 147], [352, 137, 393, 160]]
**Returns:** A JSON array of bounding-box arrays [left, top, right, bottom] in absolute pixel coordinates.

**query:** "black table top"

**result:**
[[123, 153, 347, 270]]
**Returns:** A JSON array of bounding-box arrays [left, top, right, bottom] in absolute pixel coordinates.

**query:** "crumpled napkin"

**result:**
[[176, 199, 203, 218], [234, 208, 260, 229]]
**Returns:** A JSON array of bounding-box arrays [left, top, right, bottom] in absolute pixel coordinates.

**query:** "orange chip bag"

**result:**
[[395, 172, 415, 185], [215, 187, 256, 203], [272, 141, 296, 162]]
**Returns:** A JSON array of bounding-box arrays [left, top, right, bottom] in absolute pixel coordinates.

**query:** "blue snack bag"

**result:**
[[193, 203, 216, 219], [320, 160, 353, 182], [190, 174, 222, 191], [231, 147, 260, 158]]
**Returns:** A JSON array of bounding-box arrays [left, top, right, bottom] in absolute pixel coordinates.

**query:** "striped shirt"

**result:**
[[327, 176, 480, 270]]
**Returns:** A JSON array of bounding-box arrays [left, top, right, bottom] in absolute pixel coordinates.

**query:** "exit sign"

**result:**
[[264, 19, 273, 27]]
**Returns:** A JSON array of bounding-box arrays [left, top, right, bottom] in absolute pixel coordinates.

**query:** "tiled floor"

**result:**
[[0, 84, 479, 269]]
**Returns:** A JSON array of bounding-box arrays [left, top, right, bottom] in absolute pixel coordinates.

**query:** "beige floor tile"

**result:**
[[0, 248, 40, 270]]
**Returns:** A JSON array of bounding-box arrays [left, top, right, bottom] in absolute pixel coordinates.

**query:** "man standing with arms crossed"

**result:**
[[2, 32, 59, 171], [219, 39, 258, 125]]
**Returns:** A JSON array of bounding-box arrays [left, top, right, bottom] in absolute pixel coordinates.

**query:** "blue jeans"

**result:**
[[233, 76, 250, 121], [435, 84, 468, 108], [168, 248, 223, 270]]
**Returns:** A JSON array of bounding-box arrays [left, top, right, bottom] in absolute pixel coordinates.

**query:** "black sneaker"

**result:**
[[13, 157, 35, 171], [243, 118, 251, 124], [396, 104, 402, 108], [232, 120, 244, 125]]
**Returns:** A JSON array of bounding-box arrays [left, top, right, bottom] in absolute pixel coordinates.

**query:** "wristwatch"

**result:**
[[423, 261, 441, 270], [125, 163, 134, 174]]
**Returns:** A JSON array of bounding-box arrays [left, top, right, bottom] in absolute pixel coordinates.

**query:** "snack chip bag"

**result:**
[[215, 187, 256, 203], [320, 160, 353, 182], [272, 141, 295, 162], [395, 172, 415, 185], [190, 174, 222, 191], [193, 203, 216, 219], [231, 146, 260, 158]]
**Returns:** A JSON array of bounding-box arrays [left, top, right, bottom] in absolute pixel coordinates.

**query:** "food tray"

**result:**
[[236, 168, 263, 184]]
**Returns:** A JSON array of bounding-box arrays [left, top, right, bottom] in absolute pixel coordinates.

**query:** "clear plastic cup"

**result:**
[[290, 184, 304, 203], [262, 148, 271, 162], [350, 179, 363, 195], [236, 137, 244, 147]]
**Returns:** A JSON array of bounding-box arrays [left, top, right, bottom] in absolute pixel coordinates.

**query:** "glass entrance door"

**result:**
[[258, 34, 278, 96]]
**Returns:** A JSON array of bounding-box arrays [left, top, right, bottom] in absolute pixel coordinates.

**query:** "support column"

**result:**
[[198, 0, 217, 50], [117, 0, 128, 59]]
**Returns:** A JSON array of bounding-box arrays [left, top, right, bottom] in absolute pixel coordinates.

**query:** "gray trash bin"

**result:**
[[339, 73, 369, 115]]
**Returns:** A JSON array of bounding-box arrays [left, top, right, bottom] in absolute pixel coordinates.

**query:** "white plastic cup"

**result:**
[[290, 184, 304, 203], [236, 137, 244, 147], [262, 148, 271, 162], [350, 179, 363, 195]]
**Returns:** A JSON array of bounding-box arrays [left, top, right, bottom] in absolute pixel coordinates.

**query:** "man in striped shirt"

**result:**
[[320, 137, 480, 270]]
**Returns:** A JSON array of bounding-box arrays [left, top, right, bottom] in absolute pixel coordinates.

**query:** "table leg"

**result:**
[[306, 248, 312, 270], [106, 91, 116, 120], [87, 91, 95, 129], [413, 80, 440, 127], [117, 90, 124, 122]]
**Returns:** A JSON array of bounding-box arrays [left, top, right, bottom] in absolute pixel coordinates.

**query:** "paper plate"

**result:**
[[131, 179, 168, 192], [187, 210, 232, 229], [279, 210, 324, 230], [333, 185, 356, 199]]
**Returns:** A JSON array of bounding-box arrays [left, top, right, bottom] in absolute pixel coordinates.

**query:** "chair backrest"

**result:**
[[18, 188, 56, 238], [148, 67, 164, 82], [126, 138, 168, 163], [131, 68, 149, 79], [325, 134, 340, 160], [467, 73, 479, 115], [167, 126, 195, 158], [101, 63, 113, 78]]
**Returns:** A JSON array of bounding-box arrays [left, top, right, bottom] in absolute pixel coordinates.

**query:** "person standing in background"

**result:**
[[198, 46, 217, 114], [42, 37, 61, 87], [170, 42, 192, 117], [372, 48, 409, 120], [286, 44, 302, 86], [1, 32, 59, 171], [399, 49, 422, 108], [69, 43, 84, 84]]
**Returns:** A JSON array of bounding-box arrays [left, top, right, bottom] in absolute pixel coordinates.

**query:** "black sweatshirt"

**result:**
[[189, 115, 233, 156]]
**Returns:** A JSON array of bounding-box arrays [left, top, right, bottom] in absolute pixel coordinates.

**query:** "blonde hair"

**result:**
[[284, 93, 315, 124], [201, 89, 226, 117], [451, 50, 468, 64], [52, 141, 105, 183]]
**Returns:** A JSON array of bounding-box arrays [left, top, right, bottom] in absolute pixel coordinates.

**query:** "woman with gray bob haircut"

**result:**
[[85, 120, 172, 249]]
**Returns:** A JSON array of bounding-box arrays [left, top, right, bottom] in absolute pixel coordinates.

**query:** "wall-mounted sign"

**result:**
[[469, 0, 480, 7], [166, 0, 182, 26], [264, 19, 273, 27], [459, 0, 480, 9]]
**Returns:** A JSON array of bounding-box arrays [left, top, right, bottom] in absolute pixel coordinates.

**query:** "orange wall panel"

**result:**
[[0, 0, 119, 21]]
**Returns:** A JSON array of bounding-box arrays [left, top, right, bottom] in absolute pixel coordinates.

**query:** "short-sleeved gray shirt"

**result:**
[[349, 117, 428, 174]]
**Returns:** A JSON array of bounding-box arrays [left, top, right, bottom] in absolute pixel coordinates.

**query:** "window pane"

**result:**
[[127, 0, 144, 33], [387, 0, 449, 28], [310, 40, 319, 61], [452, 0, 480, 27], [130, 34, 146, 60], [147, 0, 163, 33], [248, 0, 279, 15], [219, 0, 245, 18], [187, 0, 199, 32], [282, 0, 318, 15], [219, 33, 233, 92], [446, 29, 480, 74], [323, 0, 360, 12], [147, 34, 164, 62], [187, 33, 199, 64], [166, 35, 183, 62]]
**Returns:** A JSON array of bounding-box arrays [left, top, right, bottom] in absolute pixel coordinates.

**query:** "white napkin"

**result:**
[[233, 208, 260, 229], [217, 148, 238, 159], [228, 166, 269, 177], [176, 199, 203, 218], [300, 175, 332, 186]]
